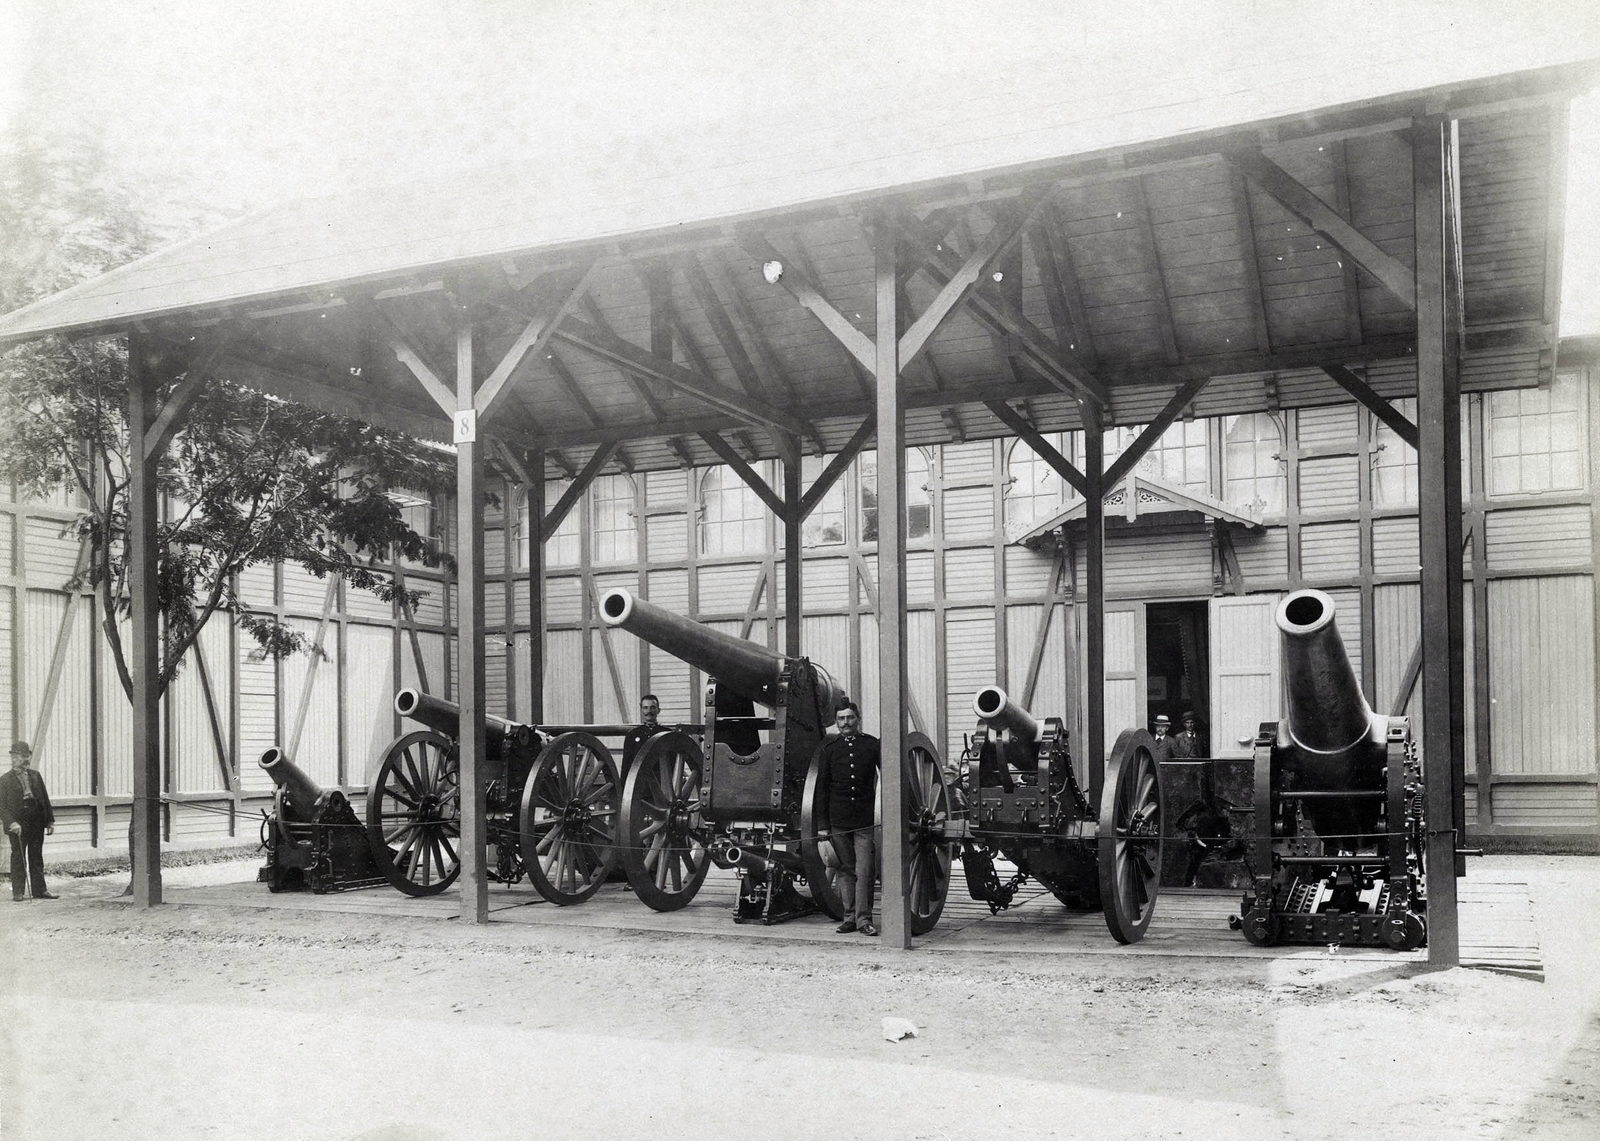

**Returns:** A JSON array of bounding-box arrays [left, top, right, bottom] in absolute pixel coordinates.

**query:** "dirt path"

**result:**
[[2, 856, 1596, 1140]]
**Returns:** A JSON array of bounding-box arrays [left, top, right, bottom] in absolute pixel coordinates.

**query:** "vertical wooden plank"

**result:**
[[1443, 123, 1469, 867], [873, 216, 910, 949], [1467, 397, 1493, 825], [456, 325, 489, 924], [1082, 401, 1106, 805], [526, 448, 546, 724], [127, 331, 163, 907], [784, 446, 802, 659], [1415, 115, 1460, 966]]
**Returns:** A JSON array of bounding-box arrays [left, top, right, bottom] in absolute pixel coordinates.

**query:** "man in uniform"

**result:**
[[1, 741, 56, 901], [813, 701, 880, 936], [1171, 710, 1205, 759], [620, 693, 662, 780], [1150, 713, 1174, 762]]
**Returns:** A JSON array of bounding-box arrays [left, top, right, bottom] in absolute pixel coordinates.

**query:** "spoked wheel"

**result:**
[[520, 732, 621, 905], [366, 730, 461, 897], [799, 754, 848, 922], [903, 732, 953, 936], [619, 731, 712, 911], [1098, 728, 1163, 944]]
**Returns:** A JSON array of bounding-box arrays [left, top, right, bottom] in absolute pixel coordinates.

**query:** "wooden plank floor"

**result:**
[[153, 862, 1539, 972]]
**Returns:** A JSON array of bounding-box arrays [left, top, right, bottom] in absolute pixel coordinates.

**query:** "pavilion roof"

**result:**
[[2, 46, 1595, 478]]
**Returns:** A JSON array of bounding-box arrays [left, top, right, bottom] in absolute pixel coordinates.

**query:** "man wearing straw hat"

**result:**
[[1, 741, 57, 901]]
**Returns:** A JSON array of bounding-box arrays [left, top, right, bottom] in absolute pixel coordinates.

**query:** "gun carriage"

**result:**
[[955, 691, 1164, 943], [259, 694, 626, 905], [600, 587, 954, 931], [1234, 588, 1427, 950], [258, 748, 386, 893]]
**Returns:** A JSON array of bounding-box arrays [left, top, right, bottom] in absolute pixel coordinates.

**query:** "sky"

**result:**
[[2, 0, 1598, 334]]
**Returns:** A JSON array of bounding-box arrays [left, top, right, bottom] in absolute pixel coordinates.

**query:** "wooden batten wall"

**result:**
[[3, 372, 1596, 853]]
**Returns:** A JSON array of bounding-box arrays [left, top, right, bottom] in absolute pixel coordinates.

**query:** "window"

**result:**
[[391, 490, 442, 564], [1487, 373, 1585, 496], [1104, 422, 1209, 491], [1372, 398, 1418, 508], [524, 481, 579, 568], [699, 464, 770, 555], [589, 473, 637, 564], [1222, 413, 1286, 514], [800, 454, 845, 548], [1004, 434, 1069, 531], [858, 449, 932, 543]]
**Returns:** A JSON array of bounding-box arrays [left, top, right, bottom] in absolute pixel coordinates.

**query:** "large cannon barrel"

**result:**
[[393, 689, 535, 752], [601, 587, 823, 710], [259, 747, 327, 817], [1275, 589, 1384, 758], [973, 686, 1042, 743]]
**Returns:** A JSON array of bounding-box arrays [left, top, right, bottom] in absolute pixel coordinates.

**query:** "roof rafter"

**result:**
[[1229, 148, 1417, 310], [554, 315, 807, 437]]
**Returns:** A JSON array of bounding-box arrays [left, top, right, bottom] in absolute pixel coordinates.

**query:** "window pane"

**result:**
[[699, 465, 770, 555]]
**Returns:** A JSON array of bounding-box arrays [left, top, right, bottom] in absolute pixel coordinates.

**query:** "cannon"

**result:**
[[600, 587, 953, 931], [956, 689, 1163, 943], [1233, 589, 1427, 950], [257, 748, 386, 893], [364, 689, 622, 904]]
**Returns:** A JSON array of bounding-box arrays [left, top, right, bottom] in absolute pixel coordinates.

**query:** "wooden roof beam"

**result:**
[[799, 414, 876, 520], [898, 186, 1046, 370], [474, 260, 598, 423], [1329, 139, 1366, 346], [1225, 165, 1273, 356], [735, 230, 876, 374], [1128, 177, 1181, 363], [1229, 149, 1416, 310], [983, 399, 1087, 497], [554, 316, 807, 437], [698, 430, 788, 519], [1029, 208, 1098, 364], [1103, 375, 1215, 487], [922, 245, 1109, 409], [544, 346, 604, 428], [1322, 363, 1419, 449], [543, 442, 616, 540]]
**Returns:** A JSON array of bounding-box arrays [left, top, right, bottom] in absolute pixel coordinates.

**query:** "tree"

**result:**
[[0, 132, 456, 877]]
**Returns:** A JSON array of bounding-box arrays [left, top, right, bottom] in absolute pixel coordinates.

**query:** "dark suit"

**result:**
[[1, 766, 54, 899], [814, 732, 881, 924], [620, 724, 659, 779]]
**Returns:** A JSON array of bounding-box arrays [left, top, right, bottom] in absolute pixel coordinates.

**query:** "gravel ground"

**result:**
[[2, 855, 1597, 1141]]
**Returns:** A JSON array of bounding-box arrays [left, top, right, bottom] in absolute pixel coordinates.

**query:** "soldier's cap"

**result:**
[[10, 741, 31, 757]]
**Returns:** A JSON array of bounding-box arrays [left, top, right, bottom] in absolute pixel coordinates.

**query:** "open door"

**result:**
[[1103, 601, 1146, 750], [1207, 594, 1283, 759]]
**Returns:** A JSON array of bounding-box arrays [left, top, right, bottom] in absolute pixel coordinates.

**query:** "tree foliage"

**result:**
[[0, 132, 455, 700]]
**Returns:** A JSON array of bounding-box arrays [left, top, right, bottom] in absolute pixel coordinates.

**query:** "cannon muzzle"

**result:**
[[601, 588, 844, 714], [973, 686, 1042, 743], [714, 840, 805, 879], [259, 748, 327, 818], [393, 689, 535, 753], [1276, 589, 1385, 758]]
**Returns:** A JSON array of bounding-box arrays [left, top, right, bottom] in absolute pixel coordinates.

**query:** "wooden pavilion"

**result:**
[[3, 51, 1596, 966]]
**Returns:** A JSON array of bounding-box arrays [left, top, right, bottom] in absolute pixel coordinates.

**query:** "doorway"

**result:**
[[1145, 601, 1209, 744]]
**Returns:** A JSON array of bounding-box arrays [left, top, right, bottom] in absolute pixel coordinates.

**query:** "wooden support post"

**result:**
[[1082, 401, 1107, 807], [872, 217, 910, 949], [526, 447, 546, 724], [455, 326, 490, 924], [127, 331, 163, 907], [1414, 116, 1461, 968], [783, 442, 803, 659]]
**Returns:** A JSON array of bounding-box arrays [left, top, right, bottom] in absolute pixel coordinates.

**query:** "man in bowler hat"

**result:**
[[1, 741, 57, 900]]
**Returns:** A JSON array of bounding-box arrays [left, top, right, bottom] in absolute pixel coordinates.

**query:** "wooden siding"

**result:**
[[1488, 576, 1596, 776], [1485, 505, 1592, 572], [10, 379, 1599, 854], [1300, 522, 1362, 580]]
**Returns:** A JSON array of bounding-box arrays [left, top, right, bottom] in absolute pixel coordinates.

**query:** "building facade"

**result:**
[[3, 368, 1596, 854]]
